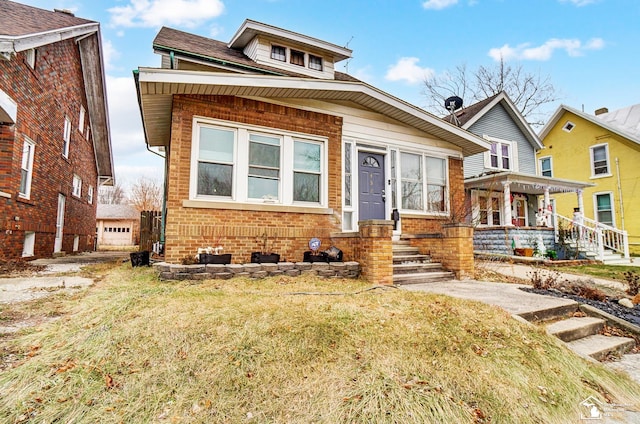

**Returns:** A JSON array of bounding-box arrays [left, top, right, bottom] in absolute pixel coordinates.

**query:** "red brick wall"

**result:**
[[0, 39, 98, 259], [164, 95, 343, 263]]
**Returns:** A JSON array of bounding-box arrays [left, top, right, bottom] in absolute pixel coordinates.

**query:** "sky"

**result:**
[[16, 0, 640, 193]]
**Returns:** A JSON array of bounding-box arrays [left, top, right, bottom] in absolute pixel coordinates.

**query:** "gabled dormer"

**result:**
[[228, 19, 352, 79]]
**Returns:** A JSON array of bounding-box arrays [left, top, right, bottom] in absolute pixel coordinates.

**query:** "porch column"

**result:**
[[543, 186, 552, 227], [502, 181, 513, 226], [543, 187, 550, 210], [577, 189, 584, 213]]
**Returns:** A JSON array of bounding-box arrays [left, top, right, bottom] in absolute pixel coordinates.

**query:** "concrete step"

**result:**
[[393, 271, 455, 285], [393, 262, 443, 275], [518, 302, 580, 323], [392, 240, 411, 246], [546, 317, 605, 342], [393, 254, 431, 264], [392, 246, 420, 255], [603, 258, 633, 265], [566, 334, 635, 361]]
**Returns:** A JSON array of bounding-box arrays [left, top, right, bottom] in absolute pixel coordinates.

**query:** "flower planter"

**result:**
[[130, 251, 150, 267], [304, 251, 328, 263], [514, 248, 534, 257], [251, 252, 280, 264], [199, 253, 232, 265]]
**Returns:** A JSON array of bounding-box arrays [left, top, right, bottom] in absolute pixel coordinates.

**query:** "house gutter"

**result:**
[[133, 69, 167, 246], [615, 157, 625, 231]]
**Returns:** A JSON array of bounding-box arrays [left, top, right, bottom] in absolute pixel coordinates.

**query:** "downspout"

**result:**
[[615, 157, 625, 231]]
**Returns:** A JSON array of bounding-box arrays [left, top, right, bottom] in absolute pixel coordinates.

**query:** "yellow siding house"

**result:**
[[539, 104, 640, 256]]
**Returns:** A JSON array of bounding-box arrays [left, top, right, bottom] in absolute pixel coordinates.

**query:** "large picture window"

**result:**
[[197, 126, 234, 197], [191, 120, 325, 207], [398, 152, 447, 213]]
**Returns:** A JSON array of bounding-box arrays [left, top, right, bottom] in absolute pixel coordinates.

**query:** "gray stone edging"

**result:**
[[152, 261, 361, 281]]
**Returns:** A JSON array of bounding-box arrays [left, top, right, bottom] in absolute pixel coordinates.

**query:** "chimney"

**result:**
[[54, 9, 75, 17], [594, 107, 608, 116]]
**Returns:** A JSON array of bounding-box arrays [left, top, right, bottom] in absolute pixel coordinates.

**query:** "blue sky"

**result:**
[[17, 0, 640, 191]]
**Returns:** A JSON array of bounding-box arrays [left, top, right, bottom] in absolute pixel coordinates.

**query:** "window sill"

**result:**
[[0, 191, 11, 199], [16, 196, 35, 206], [183, 199, 333, 215], [400, 211, 449, 219], [590, 173, 612, 180]]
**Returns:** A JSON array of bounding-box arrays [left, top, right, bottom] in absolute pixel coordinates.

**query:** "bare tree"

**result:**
[[424, 58, 560, 127], [98, 182, 127, 204], [129, 177, 163, 212]]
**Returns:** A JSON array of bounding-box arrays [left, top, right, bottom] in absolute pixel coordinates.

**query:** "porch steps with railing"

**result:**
[[555, 213, 630, 264], [392, 240, 454, 285], [544, 314, 635, 361]]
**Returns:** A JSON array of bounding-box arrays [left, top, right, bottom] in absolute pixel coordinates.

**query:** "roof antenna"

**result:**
[[444, 96, 463, 126], [344, 35, 354, 49]]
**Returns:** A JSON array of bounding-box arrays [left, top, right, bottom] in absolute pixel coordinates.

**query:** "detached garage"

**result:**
[[96, 204, 140, 248]]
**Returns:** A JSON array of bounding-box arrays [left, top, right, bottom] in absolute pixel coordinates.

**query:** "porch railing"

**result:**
[[553, 213, 629, 261]]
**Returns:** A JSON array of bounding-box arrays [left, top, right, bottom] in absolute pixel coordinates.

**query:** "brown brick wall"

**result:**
[[0, 39, 98, 259], [164, 95, 343, 264]]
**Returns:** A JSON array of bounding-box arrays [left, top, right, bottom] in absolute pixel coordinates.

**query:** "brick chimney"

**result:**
[[54, 9, 75, 17], [595, 107, 609, 116]]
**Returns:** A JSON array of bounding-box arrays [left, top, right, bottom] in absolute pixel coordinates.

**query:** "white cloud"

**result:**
[[559, 0, 598, 6], [488, 38, 605, 61], [105, 75, 165, 188], [422, 0, 458, 10], [385, 57, 435, 84], [108, 0, 225, 28], [101, 39, 120, 71]]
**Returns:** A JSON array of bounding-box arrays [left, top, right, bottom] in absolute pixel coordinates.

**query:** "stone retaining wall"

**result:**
[[153, 261, 361, 281], [474, 227, 555, 255]]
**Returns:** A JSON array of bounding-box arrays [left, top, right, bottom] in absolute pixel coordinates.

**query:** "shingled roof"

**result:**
[[442, 93, 501, 127], [153, 26, 360, 82], [0, 0, 94, 37]]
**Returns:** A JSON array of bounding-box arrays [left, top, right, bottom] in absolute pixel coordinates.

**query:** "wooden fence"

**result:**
[[139, 210, 162, 253]]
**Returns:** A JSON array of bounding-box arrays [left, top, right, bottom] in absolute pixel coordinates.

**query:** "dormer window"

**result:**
[[309, 54, 323, 71], [290, 49, 304, 66], [271, 45, 286, 62]]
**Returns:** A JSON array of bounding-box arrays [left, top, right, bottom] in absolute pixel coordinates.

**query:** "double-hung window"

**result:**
[[425, 157, 446, 212], [72, 174, 82, 198], [309, 54, 323, 71], [290, 50, 305, 66], [293, 140, 321, 203], [271, 45, 286, 62], [400, 152, 423, 211], [63, 116, 71, 158], [196, 126, 235, 197], [594, 192, 614, 226], [490, 142, 511, 170], [248, 133, 280, 200], [590, 144, 609, 177], [19, 137, 35, 199], [539, 156, 552, 177], [79, 106, 85, 135]]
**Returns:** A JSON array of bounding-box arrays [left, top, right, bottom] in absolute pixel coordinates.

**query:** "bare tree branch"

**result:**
[[98, 182, 127, 205], [129, 177, 163, 212]]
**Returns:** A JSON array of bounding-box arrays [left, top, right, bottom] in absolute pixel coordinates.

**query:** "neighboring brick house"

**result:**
[[135, 20, 489, 282], [0, 1, 113, 259], [96, 204, 140, 248]]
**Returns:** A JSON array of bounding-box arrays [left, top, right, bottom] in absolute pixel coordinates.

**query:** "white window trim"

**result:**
[[472, 190, 503, 227], [189, 117, 328, 209], [87, 185, 94, 204], [19, 137, 36, 199], [593, 191, 616, 228], [396, 149, 450, 217], [538, 155, 553, 177], [63, 116, 71, 158], [72, 174, 82, 198], [79, 106, 85, 135], [562, 121, 575, 132], [22, 231, 36, 257], [483, 135, 518, 172], [589, 143, 611, 178]]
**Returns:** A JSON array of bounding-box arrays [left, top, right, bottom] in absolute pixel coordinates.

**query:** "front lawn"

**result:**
[[1, 265, 639, 423]]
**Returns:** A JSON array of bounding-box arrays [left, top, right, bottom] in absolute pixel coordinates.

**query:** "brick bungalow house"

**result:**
[[0, 1, 114, 259], [135, 20, 489, 283]]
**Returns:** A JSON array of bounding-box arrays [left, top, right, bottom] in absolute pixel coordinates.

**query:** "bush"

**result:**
[[624, 271, 639, 296]]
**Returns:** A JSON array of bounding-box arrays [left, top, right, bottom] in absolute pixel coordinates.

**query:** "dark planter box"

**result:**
[[130, 251, 150, 267], [304, 251, 328, 263], [199, 253, 232, 265], [251, 252, 280, 263]]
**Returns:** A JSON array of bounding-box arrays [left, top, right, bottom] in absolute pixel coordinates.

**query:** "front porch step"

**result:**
[[566, 334, 635, 361], [392, 245, 420, 255], [393, 262, 443, 275], [546, 317, 605, 342], [393, 271, 455, 285], [393, 254, 432, 264]]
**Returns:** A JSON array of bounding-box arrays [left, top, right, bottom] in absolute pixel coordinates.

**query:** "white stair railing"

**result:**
[[553, 213, 629, 261]]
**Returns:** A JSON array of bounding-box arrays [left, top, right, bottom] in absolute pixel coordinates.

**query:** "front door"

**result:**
[[358, 152, 385, 221], [54, 194, 65, 253]]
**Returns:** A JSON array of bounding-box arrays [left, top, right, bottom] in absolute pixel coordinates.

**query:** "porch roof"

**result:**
[[465, 171, 593, 195]]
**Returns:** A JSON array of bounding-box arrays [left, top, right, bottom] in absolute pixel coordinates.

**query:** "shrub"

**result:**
[[529, 270, 560, 290], [624, 271, 639, 296]]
